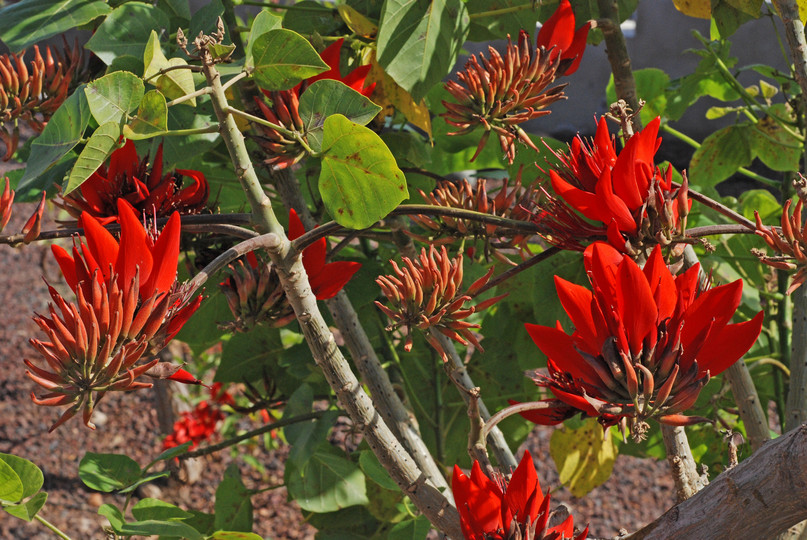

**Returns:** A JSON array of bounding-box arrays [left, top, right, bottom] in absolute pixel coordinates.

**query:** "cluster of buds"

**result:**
[[409, 169, 539, 263], [1, 39, 84, 160], [524, 243, 763, 441], [441, 0, 590, 164], [452, 451, 588, 540], [219, 252, 295, 331], [753, 194, 807, 294], [253, 90, 306, 170], [162, 383, 234, 450], [26, 200, 202, 431], [56, 140, 209, 226], [0, 177, 51, 244], [375, 246, 506, 361], [0, 178, 14, 233]]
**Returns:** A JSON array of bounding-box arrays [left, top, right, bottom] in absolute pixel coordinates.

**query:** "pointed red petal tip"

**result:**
[[22, 192, 46, 243], [166, 368, 204, 385]]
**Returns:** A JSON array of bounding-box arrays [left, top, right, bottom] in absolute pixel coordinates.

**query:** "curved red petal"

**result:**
[[144, 211, 181, 297], [695, 311, 764, 377], [79, 211, 119, 283], [115, 198, 153, 294], [524, 323, 601, 383], [309, 261, 361, 300]]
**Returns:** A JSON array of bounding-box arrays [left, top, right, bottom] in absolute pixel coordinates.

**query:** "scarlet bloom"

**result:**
[[452, 451, 587, 540], [56, 139, 209, 225], [536, 0, 592, 76], [254, 38, 375, 169], [543, 117, 690, 253], [26, 199, 202, 431], [525, 243, 763, 439], [162, 383, 233, 450]]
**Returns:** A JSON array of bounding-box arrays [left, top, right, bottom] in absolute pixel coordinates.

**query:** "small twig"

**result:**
[[675, 182, 756, 230], [482, 400, 562, 442], [166, 87, 213, 107], [144, 63, 203, 83], [225, 105, 297, 138], [472, 246, 561, 297]]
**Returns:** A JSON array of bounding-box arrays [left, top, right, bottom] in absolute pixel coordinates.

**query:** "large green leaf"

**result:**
[[18, 86, 90, 192], [748, 105, 802, 172], [86, 3, 170, 65], [215, 325, 285, 383], [0, 459, 23, 503], [79, 453, 141, 493], [465, 0, 542, 42], [250, 29, 329, 90], [689, 124, 753, 195], [143, 31, 197, 105], [298, 80, 382, 152], [65, 122, 119, 195], [214, 464, 253, 532], [84, 71, 145, 126], [285, 444, 369, 513], [319, 114, 408, 229], [132, 498, 194, 522], [0, 0, 111, 52], [245, 10, 283, 67], [3, 492, 48, 521], [283, 0, 344, 35], [189, 0, 225, 39], [376, 0, 469, 101], [123, 90, 169, 140], [283, 385, 339, 466], [0, 454, 43, 501]]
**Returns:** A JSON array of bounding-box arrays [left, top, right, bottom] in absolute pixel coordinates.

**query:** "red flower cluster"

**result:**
[[57, 140, 209, 225], [753, 195, 807, 294], [254, 38, 375, 169], [543, 117, 690, 253], [221, 209, 361, 329], [26, 199, 202, 430], [524, 243, 763, 439], [452, 451, 587, 540], [163, 383, 233, 450]]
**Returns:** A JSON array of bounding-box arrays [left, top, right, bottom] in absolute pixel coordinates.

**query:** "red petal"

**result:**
[[115, 198, 153, 294], [616, 256, 656, 356], [144, 211, 181, 297], [505, 450, 542, 522], [537, 0, 575, 53], [694, 311, 764, 377], [681, 279, 743, 352], [563, 21, 592, 74], [287, 208, 305, 241], [524, 323, 601, 383], [80, 211, 119, 283], [310, 261, 361, 300], [554, 276, 604, 354], [51, 245, 78, 291]]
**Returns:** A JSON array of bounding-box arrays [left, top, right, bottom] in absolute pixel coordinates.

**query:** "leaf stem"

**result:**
[[34, 514, 73, 540], [166, 87, 213, 107], [225, 105, 297, 138]]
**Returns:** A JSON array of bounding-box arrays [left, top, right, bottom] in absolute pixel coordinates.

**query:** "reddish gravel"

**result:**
[[0, 202, 672, 539]]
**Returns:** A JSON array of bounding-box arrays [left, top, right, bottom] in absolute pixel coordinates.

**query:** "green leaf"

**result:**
[[388, 515, 431, 540], [250, 29, 329, 91], [358, 450, 398, 491], [79, 453, 141, 493], [550, 417, 618, 497], [376, 0, 469, 101], [118, 519, 204, 539], [86, 3, 170, 65], [466, 0, 541, 42], [0, 454, 44, 500], [189, 0, 225, 39], [98, 503, 125, 529], [0, 0, 111, 52], [3, 492, 47, 521], [216, 325, 285, 384], [285, 444, 369, 513], [152, 441, 193, 464], [283, 1, 343, 35], [689, 124, 753, 195], [245, 10, 283, 66], [283, 385, 339, 466], [143, 31, 197, 105], [18, 85, 90, 192], [132, 498, 194, 521], [84, 71, 145, 126], [214, 464, 253, 532], [64, 122, 119, 195], [319, 114, 408, 229], [210, 532, 264, 540], [748, 106, 802, 172], [159, 0, 191, 21], [298, 80, 382, 152], [123, 90, 169, 140], [606, 68, 669, 125], [209, 43, 237, 61], [0, 458, 23, 503], [174, 287, 230, 356]]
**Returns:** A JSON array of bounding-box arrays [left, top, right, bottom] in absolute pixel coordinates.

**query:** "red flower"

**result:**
[[162, 399, 225, 450], [56, 140, 209, 225], [452, 451, 587, 540], [542, 117, 690, 253], [536, 0, 592, 75], [26, 199, 202, 430], [288, 209, 361, 300], [254, 39, 375, 169], [524, 243, 763, 439]]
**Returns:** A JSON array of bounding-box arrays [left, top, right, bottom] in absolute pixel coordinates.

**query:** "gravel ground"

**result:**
[[0, 199, 673, 540]]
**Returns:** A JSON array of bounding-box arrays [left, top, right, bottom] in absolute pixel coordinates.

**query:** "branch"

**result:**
[[596, 0, 641, 132], [624, 425, 807, 539], [660, 424, 707, 502]]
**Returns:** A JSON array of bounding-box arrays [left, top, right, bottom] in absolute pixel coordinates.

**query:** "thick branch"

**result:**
[[625, 425, 807, 539], [597, 0, 641, 131], [660, 425, 707, 502]]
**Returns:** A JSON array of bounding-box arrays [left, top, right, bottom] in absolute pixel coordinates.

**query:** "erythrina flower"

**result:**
[[536, 0, 592, 76], [542, 117, 690, 254], [253, 38, 375, 169], [162, 383, 233, 450], [26, 199, 202, 431], [753, 189, 807, 294], [452, 451, 588, 540], [524, 243, 763, 440], [56, 139, 209, 225]]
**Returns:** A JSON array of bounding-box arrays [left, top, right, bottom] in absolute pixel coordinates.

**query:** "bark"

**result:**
[[596, 0, 641, 131], [625, 425, 807, 540]]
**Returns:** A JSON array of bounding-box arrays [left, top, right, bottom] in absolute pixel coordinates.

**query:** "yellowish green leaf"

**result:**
[[549, 417, 617, 498], [366, 53, 431, 138], [143, 30, 196, 106], [672, 0, 711, 18], [337, 5, 378, 37]]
